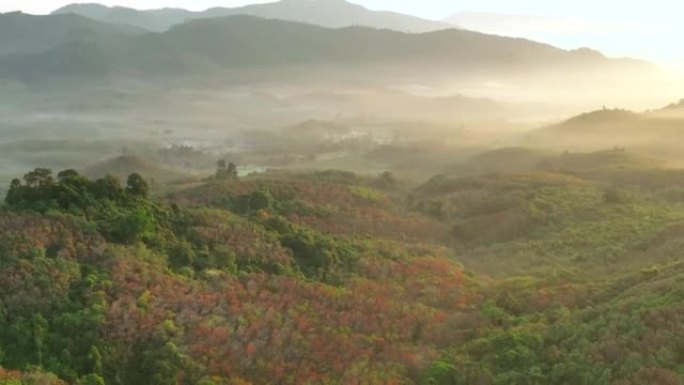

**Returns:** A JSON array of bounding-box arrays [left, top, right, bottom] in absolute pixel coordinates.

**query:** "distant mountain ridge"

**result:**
[[0, 15, 647, 83], [52, 0, 453, 33]]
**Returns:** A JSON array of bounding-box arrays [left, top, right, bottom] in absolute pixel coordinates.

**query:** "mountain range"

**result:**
[[0, 11, 648, 84], [52, 0, 453, 33]]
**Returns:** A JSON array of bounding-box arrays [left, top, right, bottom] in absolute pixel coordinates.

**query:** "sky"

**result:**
[[2, 0, 683, 67]]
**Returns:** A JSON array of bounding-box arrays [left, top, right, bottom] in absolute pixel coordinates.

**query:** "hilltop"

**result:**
[[521, 106, 684, 162]]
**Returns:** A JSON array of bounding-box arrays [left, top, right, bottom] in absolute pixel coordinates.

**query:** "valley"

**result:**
[[1, 1, 684, 384]]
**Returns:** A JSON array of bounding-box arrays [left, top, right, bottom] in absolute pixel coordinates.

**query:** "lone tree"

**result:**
[[126, 173, 149, 198], [217, 159, 227, 172], [227, 162, 238, 178]]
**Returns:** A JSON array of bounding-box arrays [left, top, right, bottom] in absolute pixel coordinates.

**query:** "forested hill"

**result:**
[[522, 107, 684, 160], [1, 159, 684, 384], [0, 14, 649, 83], [0, 12, 144, 56]]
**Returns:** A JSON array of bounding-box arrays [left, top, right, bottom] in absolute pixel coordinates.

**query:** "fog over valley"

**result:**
[[1, 2, 684, 385], [1, 1, 683, 187]]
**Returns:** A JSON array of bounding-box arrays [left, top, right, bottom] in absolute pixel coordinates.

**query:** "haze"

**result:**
[[0, 0, 683, 186], [4, 0, 684, 66], [3, 1, 684, 385]]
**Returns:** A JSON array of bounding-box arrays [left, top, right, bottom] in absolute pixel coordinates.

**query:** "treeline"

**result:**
[[3, 168, 367, 280]]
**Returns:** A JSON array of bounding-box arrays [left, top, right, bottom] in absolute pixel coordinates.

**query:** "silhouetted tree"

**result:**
[[57, 169, 81, 182], [227, 162, 239, 178], [9, 178, 21, 190], [24, 168, 53, 187], [217, 159, 227, 171], [216, 160, 239, 180]]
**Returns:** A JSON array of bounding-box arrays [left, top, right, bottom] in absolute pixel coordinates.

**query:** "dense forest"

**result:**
[[0, 148, 683, 385]]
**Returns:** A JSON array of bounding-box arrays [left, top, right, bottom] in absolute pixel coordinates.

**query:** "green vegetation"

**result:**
[[1, 155, 684, 384], [413, 169, 684, 275], [3, 4, 684, 384], [0, 167, 461, 385]]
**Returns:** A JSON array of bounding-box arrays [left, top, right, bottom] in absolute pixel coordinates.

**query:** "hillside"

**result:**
[[0, 12, 143, 56], [413, 148, 684, 275], [53, 0, 452, 33], [2, 4, 684, 384], [444, 147, 553, 175], [521, 107, 684, 161], [0, 167, 467, 385], [0, 15, 649, 83], [2, 160, 684, 384], [447, 146, 663, 175]]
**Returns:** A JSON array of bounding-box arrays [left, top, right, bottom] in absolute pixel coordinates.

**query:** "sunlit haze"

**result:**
[[2, 0, 684, 67], [3, 0, 684, 383]]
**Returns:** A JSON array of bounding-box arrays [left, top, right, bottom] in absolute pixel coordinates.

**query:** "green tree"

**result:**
[[126, 174, 149, 198], [92, 175, 125, 202], [32, 314, 48, 367], [57, 169, 81, 183], [76, 374, 106, 385], [9, 178, 21, 190], [423, 361, 458, 385], [88, 346, 103, 377], [24, 168, 53, 187], [125, 321, 201, 385], [235, 190, 273, 215], [107, 208, 156, 243]]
